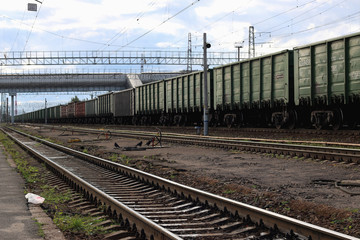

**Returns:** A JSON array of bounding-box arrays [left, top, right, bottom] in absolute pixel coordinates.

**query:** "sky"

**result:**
[[0, 0, 360, 113]]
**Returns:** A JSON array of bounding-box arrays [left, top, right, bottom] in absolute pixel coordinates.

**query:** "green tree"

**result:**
[[70, 96, 80, 103]]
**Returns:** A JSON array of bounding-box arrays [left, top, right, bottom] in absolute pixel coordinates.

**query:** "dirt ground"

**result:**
[[25, 125, 360, 236]]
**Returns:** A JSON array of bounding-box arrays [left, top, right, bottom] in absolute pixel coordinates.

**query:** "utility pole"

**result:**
[[248, 26, 255, 58], [45, 98, 47, 124], [10, 93, 15, 124], [203, 33, 211, 136], [6, 97, 8, 123]]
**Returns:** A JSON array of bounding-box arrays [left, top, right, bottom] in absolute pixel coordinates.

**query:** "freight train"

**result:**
[[15, 32, 360, 130]]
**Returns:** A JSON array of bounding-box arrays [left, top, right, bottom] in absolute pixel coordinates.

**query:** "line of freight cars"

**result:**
[[16, 32, 360, 130]]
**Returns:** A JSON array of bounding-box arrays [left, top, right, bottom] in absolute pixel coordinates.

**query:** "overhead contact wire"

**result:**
[[117, 0, 200, 50]]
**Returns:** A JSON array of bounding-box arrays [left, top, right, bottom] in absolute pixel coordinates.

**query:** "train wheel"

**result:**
[[224, 114, 235, 128], [179, 115, 187, 126], [314, 121, 323, 130], [331, 108, 343, 130], [287, 110, 298, 130], [273, 113, 283, 129]]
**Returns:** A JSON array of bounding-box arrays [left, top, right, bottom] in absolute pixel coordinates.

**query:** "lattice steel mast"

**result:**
[[248, 26, 255, 58]]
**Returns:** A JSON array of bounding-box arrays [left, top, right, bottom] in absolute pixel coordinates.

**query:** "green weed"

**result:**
[[0, 133, 40, 183], [33, 218, 45, 238], [53, 212, 106, 235], [40, 185, 73, 205], [109, 153, 119, 162]]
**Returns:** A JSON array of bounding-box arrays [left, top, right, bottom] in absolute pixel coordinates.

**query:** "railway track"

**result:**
[[3, 126, 358, 239], [60, 124, 360, 142], [30, 124, 360, 164]]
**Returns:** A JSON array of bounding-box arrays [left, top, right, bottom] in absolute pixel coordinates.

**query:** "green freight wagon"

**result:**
[[164, 70, 213, 126], [48, 105, 61, 123], [213, 50, 294, 128], [294, 32, 360, 129], [48, 106, 55, 120], [54, 105, 61, 120], [135, 80, 165, 125], [37, 109, 45, 122]]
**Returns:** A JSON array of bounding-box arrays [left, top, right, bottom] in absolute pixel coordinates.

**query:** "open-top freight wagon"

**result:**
[[14, 32, 360, 130], [135, 70, 213, 126], [212, 49, 294, 128], [293, 32, 360, 130]]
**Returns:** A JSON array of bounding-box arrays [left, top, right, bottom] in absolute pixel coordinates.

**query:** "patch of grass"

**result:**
[[0, 132, 40, 183], [53, 212, 106, 235], [109, 153, 119, 162], [349, 208, 359, 213], [33, 218, 45, 238], [0, 129, 116, 238], [40, 185, 73, 205], [223, 189, 236, 194], [119, 154, 131, 165], [280, 200, 291, 212]]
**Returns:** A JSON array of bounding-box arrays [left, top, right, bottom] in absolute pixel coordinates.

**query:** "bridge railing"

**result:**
[[0, 50, 238, 66]]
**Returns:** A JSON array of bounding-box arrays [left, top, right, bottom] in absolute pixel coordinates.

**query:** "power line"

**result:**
[[212, 0, 353, 51], [1, 14, 112, 48], [10, 8, 27, 52], [211, 0, 318, 48], [98, 0, 161, 51], [23, 0, 46, 52], [272, 10, 360, 39], [117, 0, 200, 50], [171, 0, 254, 49], [253, 0, 317, 26], [264, 0, 348, 34], [3, 1, 200, 51]]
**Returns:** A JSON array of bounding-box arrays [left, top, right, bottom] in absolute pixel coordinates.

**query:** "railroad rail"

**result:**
[[3, 126, 358, 239], [30, 124, 360, 164]]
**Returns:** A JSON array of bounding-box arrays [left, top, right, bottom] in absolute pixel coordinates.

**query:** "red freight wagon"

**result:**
[[67, 103, 75, 118], [60, 105, 68, 118], [75, 102, 86, 118]]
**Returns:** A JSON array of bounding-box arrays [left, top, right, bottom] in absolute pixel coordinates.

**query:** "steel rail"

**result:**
[[7, 126, 359, 240], [38, 125, 360, 164], [2, 127, 181, 240]]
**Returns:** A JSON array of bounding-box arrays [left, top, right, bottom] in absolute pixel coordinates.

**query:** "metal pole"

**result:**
[[6, 97, 8, 123], [0, 93, 2, 123], [203, 33, 209, 136], [45, 98, 47, 124], [10, 94, 14, 124]]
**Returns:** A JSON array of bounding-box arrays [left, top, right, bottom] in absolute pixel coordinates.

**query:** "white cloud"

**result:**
[[0, 0, 359, 53], [156, 41, 182, 48]]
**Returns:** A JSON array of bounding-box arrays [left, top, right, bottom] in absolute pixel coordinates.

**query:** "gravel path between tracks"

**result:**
[[26, 125, 360, 237]]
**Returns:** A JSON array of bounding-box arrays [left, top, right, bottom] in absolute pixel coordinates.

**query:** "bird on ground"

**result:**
[[145, 139, 152, 146], [114, 142, 120, 148], [135, 141, 143, 147]]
